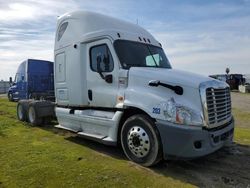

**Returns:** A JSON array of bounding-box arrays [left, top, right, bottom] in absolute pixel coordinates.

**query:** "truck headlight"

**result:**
[[162, 98, 203, 126]]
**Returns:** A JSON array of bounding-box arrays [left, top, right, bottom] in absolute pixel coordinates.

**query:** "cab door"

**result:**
[[86, 39, 119, 108]]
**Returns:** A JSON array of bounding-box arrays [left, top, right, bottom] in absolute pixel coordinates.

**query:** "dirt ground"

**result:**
[[68, 135, 250, 188], [155, 143, 250, 188], [231, 92, 250, 129], [0, 94, 7, 98], [231, 91, 250, 113]]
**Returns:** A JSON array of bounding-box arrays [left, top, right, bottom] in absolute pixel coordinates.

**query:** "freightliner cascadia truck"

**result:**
[[17, 11, 234, 166], [8, 59, 54, 101]]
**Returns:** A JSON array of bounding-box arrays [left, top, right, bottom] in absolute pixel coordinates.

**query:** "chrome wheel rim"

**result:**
[[28, 107, 35, 123], [127, 126, 150, 158]]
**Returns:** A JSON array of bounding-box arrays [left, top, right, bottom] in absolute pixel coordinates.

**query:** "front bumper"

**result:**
[[156, 118, 234, 159]]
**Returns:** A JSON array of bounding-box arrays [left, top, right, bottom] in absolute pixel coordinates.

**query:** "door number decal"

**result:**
[[152, 108, 161, 114]]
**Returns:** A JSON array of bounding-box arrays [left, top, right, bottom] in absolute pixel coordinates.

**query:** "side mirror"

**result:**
[[97, 54, 111, 72], [9, 77, 12, 84], [96, 55, 103, 73], [105, 74, 113, 84], [96, 54, 112, 84], [103, 54, 110, 72]]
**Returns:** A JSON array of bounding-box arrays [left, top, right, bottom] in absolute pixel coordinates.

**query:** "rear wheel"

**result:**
[[121, 114, 162, 167], [28, 104, 42, 126], [17, 103, 26, 121]]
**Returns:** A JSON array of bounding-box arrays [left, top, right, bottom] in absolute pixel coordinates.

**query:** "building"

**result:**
[[0, 81, 10, 94]]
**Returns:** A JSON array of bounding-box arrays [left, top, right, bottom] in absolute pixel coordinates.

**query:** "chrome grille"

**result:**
[[206, 87, 231, 125]]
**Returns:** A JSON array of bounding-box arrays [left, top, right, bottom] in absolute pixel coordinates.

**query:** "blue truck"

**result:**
[[8, 59, 54, 101]]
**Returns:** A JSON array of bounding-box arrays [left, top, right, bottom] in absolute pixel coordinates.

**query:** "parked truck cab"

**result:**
[[53, 11, 234, 166], [8, 59, 54, 101], [17, 11, 234, 167]]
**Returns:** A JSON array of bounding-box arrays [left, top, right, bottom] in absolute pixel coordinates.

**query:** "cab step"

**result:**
[[77, 131, 106, 140], [55, 124, 79, 133]]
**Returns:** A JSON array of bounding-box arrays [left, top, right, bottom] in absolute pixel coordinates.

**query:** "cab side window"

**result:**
[[90, 44, 114, 72], [146, 54, 162, 67]]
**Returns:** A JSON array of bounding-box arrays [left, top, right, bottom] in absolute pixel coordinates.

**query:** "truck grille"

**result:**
[[206, 87, 231, 125]]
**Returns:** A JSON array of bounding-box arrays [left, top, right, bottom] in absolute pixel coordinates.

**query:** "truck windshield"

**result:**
[[114, 40, 172, 69]]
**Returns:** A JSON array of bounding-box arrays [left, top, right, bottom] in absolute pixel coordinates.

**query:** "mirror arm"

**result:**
[[98, 72, 105, 80], [98, 72, 113, 84]]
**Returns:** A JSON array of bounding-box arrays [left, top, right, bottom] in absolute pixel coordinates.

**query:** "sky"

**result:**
[[0, 0, 250, 80]]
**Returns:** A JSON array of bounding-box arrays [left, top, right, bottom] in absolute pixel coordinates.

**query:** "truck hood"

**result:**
[[128, 67, 213, 89]]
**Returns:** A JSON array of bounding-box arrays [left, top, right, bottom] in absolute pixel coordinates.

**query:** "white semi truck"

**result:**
[[17, 11, 234, 166]]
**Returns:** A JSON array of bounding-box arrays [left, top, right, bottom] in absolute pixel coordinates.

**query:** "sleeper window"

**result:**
[[57, 22, 68, 41]]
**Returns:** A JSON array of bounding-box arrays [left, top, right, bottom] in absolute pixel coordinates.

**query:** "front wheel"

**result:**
[[121, 114, 162, 167], [8, 92, 14, 102]]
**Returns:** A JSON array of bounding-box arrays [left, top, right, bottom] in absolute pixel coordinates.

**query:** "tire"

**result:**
[[8, 92, 14, 102], [27, 104, 42, 126], [17, 103, 26, 121], [121, 114, 162, 167]]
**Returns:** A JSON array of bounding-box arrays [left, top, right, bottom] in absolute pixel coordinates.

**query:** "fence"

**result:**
[[0, 81, 10, 94]]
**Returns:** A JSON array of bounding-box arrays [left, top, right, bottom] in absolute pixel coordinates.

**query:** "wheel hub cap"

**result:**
[[127, 126, 150, 158]]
